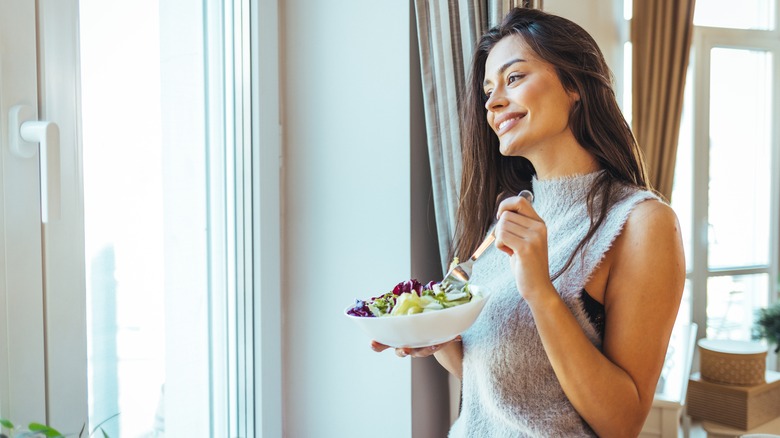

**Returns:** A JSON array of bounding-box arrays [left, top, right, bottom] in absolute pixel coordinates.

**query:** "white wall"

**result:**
[[281, 1, 416, 437]]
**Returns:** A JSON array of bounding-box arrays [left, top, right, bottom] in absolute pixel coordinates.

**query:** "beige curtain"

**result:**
[[414, 0, 541, 272], [632, 0, 696, 200], [413, 5, 543, 428]]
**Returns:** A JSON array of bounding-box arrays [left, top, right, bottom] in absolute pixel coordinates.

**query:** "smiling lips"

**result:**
[[494, 113, 526, 135]]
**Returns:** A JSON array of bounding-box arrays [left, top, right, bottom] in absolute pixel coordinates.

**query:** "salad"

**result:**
[[347, 259, 479, 317]]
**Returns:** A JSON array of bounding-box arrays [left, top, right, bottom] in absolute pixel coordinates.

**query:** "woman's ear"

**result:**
[[569, 89, 581, 105]]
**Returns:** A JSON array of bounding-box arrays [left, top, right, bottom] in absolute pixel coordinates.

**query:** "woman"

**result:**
[[373, 8, 684, 437]]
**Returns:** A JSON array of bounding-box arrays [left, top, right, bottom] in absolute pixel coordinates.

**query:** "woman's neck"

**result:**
[[526, 132, 600, 180]]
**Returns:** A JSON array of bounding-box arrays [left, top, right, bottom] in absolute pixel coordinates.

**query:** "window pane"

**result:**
[[81, 3, 164, 435], [622, 41, 632, 122], [706, 274, 769, 340], [671, 64, 693, 272], [694, 0, 775, 30], [676, 279, 693, 329], [707, 48, 772, 269], [81, 1, 217, 435]]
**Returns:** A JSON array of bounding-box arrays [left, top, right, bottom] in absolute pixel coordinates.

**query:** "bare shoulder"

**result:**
[[616, 199, 683, 252], [625, 198, 680, 232], [610, 198, 685, 287]]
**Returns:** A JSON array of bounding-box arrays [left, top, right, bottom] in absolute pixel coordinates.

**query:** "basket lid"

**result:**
[[698, 338, 767, 354]]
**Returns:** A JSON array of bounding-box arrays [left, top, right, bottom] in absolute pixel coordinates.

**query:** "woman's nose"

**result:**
[[484, 88, 506, 111]]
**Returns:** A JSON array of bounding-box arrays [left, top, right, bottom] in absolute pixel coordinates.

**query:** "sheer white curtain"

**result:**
[[413, 0, 542, 271]]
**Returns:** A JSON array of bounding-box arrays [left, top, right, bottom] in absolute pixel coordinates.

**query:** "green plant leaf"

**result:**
[[28, 422, 64, 437], [88, 413, 118, 438], [0, 419, 13, 429], [754, 301, 780, 352], [101, 429, 109, 438]]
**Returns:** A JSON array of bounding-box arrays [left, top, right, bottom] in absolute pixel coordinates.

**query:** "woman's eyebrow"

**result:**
[[483, 58, 527, 87]]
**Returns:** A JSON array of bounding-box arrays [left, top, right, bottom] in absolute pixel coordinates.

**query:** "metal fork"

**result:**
[[441, 190, 534, 292]]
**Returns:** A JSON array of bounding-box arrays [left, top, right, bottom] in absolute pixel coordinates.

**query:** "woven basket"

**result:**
[[698, 339, 767, 386]]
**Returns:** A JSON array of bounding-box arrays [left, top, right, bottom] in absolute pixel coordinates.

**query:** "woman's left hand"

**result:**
[[494, 193, 552, 300]]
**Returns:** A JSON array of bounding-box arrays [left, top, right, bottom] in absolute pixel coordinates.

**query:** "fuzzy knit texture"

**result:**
[[449, 171, 660, 438]]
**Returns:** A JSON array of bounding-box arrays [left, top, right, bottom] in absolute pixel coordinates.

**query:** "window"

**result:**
[[624, 0, 780, 365], [0, 1, 281, 436], [79, 1, 275, 435], [670, 2, 780, 362], [672, 31, 779, 346]]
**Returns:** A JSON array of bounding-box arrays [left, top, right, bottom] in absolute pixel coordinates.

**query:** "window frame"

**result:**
[[207, 0, 283, 435], [1, 0, 283, 435], [251, 0, 283, 436]]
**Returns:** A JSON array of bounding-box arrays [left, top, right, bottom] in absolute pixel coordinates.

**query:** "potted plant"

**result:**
[[753, 300, 780, 353]]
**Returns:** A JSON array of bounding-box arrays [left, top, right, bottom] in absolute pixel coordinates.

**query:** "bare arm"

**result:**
[[496, 197, 685, 437], [432, 340, 463, 379]]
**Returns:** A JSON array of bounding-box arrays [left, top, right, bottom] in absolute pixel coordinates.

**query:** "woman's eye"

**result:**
[[508, 73, 525, 84], [484, 90, 492, 100]]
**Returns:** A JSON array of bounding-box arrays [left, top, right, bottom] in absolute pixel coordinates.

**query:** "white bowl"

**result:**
[[345, 290, 490, 348]]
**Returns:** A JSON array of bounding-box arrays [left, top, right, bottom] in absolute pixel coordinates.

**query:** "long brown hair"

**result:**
[[452, 8, 650, 279]]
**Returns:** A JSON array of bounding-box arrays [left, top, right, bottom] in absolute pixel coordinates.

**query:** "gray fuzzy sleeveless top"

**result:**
[[449, 171, 659, 438]]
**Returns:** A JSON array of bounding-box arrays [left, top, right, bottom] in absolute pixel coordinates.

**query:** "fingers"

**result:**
[[371, 340, 390, 352], [395, 344, 441, 358], [496, 192, 541, 222], [494, 218, 527, 255], [495, 192, 545, 256], [495, 190, 544, 256], [372, 336, 462, 358]]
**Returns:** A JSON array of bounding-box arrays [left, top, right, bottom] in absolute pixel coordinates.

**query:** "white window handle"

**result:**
[[9, 104, 61, 223]]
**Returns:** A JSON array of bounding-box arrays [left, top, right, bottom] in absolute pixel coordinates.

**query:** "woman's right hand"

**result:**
[[495, 191, 553, 302], [370, 336, 462, 358]]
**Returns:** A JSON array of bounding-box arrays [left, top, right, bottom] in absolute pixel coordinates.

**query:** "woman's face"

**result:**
[[483, 35, 579, 158]]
